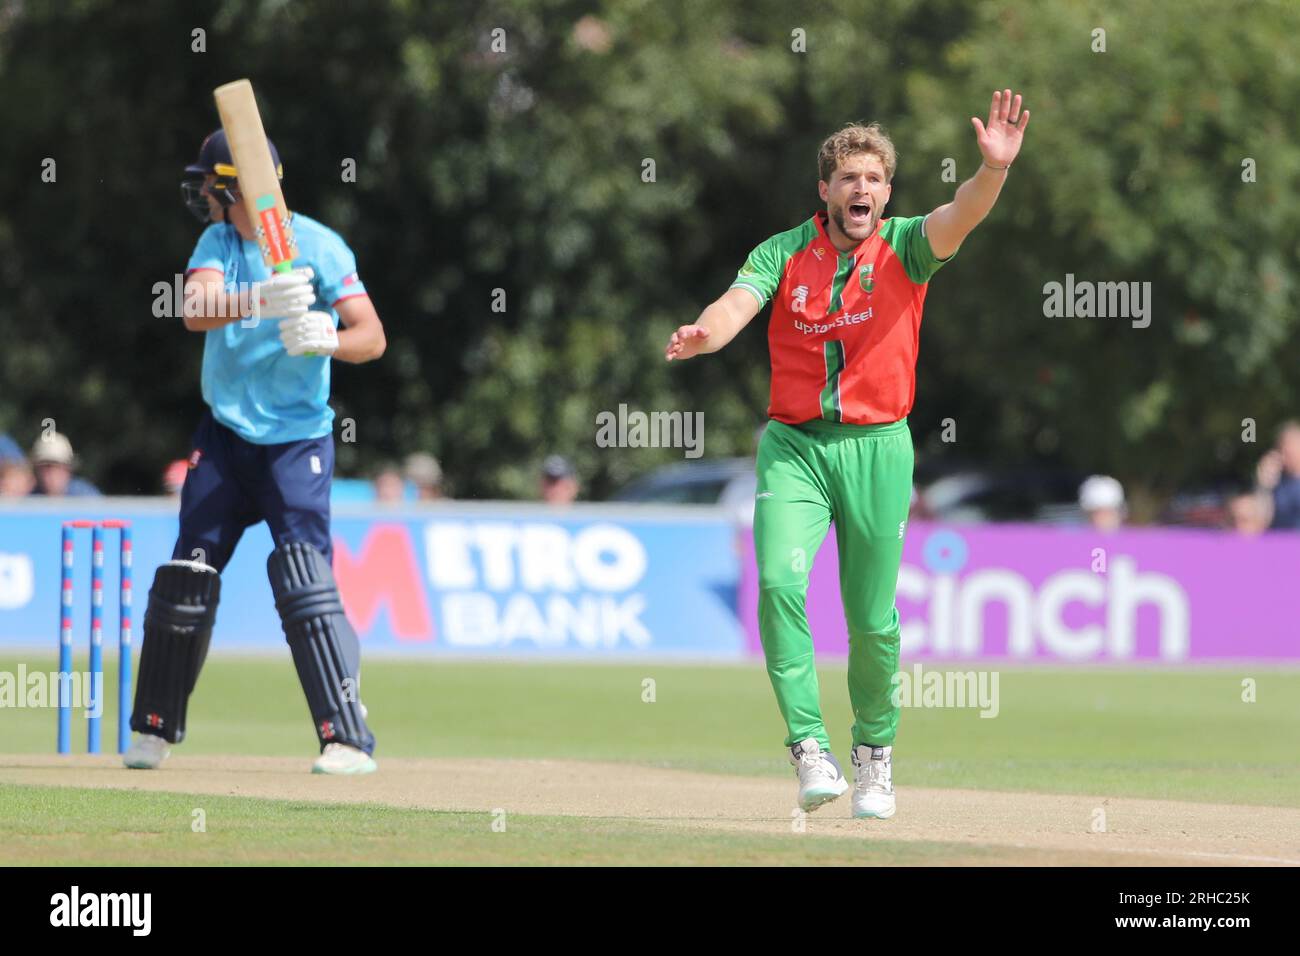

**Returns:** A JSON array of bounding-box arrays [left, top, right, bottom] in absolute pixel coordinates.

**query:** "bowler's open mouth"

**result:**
[[848, 202, 872, 225]]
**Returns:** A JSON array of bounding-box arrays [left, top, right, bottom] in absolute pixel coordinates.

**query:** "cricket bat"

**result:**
[[213, 79, 298, 273]]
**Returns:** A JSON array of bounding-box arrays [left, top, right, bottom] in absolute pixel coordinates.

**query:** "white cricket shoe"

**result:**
[[789, 738, 849, 811], [851, 744, 895, 819], [123, 733, 171, 770], [312, 743, 377, 775]]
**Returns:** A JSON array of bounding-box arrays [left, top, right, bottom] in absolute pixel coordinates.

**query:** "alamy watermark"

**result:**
[[49, 886, 151, 936], [890, 663, 999, 717], [1042, 274, 1151, 329], [0, 666, 102, 717], [150, 274, 286, 328], [595, 404, 704, 459]]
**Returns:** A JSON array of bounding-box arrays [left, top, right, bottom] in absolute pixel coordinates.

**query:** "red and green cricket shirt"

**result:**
[[730, 211, 953, 426]]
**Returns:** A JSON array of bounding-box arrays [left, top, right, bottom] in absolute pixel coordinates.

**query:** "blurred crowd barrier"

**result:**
[[739, 525, 1299, 663], [2, 500, 1296, 662], [0, 499, 743, 657]]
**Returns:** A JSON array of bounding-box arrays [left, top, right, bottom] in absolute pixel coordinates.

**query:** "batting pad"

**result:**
[[130, 561, 221, 744], [267, 541, 375, 754]]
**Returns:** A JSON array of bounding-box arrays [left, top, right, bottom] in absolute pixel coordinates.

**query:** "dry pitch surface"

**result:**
[[4, 754, 1298, 866]]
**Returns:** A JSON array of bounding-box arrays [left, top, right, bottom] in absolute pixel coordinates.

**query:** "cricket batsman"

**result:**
[[665, 91, 1029, 817], [122, 129, 387, 774]]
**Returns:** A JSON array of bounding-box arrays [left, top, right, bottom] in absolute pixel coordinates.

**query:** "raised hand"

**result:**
[[1257, 449, 1284, 491], [971, 89, 1030, 168]]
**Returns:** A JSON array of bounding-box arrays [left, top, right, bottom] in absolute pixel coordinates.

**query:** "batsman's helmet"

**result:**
[[181, 129, 284, 223]]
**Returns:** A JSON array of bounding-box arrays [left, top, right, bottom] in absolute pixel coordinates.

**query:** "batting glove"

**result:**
[[253, 267, 316, 321], [280, 310, 339, 358]]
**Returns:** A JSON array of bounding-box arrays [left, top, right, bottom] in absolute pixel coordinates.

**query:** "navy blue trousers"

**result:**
[[173, 411, 334, 571]]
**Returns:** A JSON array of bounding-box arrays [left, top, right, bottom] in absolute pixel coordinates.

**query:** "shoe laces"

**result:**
[[856, 751, 892, 794], [797, 749, 838, 784]]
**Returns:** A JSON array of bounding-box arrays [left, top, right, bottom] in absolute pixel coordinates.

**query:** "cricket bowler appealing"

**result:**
[[666, 91, 1029, 817], [122, 129, 386, 775]]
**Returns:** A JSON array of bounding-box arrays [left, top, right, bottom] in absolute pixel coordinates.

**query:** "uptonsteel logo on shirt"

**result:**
[[793, 308, 873, 335]]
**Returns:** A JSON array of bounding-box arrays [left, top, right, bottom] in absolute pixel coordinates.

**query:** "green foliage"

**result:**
[[0, 0, 1296, 502]]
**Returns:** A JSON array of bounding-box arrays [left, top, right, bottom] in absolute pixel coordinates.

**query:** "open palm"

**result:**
[[971, 89, 1030, 167]]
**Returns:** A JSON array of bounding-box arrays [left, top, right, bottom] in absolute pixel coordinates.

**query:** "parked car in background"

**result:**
[[610, 457, 757, 523], [919, 466, 1089, 524], [1159, 489, 1233, 529], [612, 459, 1092, 528]]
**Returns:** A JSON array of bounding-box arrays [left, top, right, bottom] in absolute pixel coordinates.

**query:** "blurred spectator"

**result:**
[[1225, 489, 1272, 536], [30, 432, 100, 497], [162, 459, 189, 497], [1255, 421, 1300, 529], [0, 457, 35, 496], [540, 454, 578, 505], [372, 463, 406, 503], [0, 434, 23, 463], [1078, 474, 1125, 531], [404, 452, 446, 500], [0, 434, 33, 497]]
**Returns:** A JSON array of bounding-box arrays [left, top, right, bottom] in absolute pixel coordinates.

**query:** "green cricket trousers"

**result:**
[[753, 417, 913, 752]]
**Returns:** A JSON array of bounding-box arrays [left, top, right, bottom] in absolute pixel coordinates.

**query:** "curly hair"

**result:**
[[817, 123, 898, 182]]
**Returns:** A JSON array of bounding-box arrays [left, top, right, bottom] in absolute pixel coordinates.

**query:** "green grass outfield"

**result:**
[[3, 785, 1040, 867], [4, 656, 1297, 804], [2, 657, 1297, 865]]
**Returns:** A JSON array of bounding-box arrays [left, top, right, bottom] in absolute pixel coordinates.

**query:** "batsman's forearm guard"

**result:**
[[130, 561, 221, 744], [267, 541, 375, 755]]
